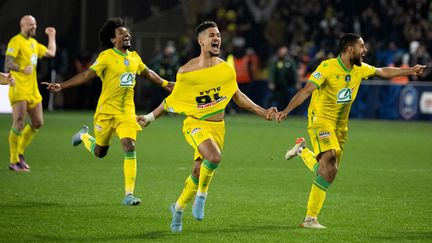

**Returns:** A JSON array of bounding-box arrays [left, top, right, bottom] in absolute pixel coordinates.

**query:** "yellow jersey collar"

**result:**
[[337, 55, 352, 73], [113, 48, 128, 57]]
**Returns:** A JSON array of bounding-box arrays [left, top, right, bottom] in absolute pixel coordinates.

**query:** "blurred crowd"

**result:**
[[2, 0, 432, 112]]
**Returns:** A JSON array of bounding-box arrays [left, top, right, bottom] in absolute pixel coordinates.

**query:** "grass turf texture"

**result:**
[[0, 112, 431, 242]]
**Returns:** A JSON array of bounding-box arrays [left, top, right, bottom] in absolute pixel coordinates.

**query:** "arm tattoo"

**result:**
[[5, 56, 20, 72]]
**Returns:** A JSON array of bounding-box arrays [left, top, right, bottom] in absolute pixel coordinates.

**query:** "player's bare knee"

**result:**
[[121, 139, 135, 152], [95, 151, 107, 158], [206, 153, 221, 164], [192, 163, 201, 177], [94, 147, 108, 158], [32, 121, 43, 129]]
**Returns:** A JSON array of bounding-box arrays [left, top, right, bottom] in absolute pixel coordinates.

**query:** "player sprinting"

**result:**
[[5, 15, 56, 172], [277, 33, 426, 228], [43, 18, 173, 206], [137, 21, 277, 233]]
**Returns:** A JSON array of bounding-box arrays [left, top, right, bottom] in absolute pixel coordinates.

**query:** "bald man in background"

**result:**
[[5, 15, 56, 172]]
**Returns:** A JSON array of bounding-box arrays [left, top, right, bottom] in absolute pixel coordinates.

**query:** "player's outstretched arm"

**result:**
[[141, 68, 175, 92], [232, 89, 277, 120], [137, 101, 166, 127], [277, 82, 316, 122], [375, 64, 426, 79], [0, 73, 15, 86], [42, 69, 96, 92], [44, 27, 56, 58]]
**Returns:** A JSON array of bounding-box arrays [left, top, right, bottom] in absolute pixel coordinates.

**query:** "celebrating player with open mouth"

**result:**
[[277, 33, 426, 229]]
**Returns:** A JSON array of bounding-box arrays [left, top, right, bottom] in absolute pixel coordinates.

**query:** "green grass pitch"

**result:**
[[0, 112, 431, 242]]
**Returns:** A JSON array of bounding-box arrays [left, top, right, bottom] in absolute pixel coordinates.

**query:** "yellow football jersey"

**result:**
[[308, 56, 376, 126], [90, 48, 147, 115], [164, 61, 238, 120], [6, 34, 47, 97]]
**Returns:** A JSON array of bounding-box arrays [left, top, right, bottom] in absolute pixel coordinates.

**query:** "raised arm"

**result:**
[[277, 81, 316, 122], [141, 68, 174, 92], [232, 88, 277, 120], [42, 69, 96, 92], [375, 64, 426, 79], [44, 27, 56, 58]]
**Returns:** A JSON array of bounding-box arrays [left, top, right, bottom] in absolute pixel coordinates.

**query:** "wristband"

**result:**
[[143, 112, 155, 122], [161, 80, 169, 87]]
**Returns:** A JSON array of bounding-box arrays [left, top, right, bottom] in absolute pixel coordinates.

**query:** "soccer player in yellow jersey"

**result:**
[[5, 15, 56, 172], [277, 33, 426, 228], [137, 21, 277, 233], [43, 18, 173, 206]]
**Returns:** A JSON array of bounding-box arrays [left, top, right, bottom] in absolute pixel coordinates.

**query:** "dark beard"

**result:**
[[353, 56, 362, 66], [124, 44, 131, 50]]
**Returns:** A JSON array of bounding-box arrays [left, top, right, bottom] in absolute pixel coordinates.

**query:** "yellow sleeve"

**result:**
[[6, 38, 19, 58], [134, 52, 147, 75], [37, 42, 48, 58], [361, 62, 376, 80], [89, 53, 106, 77], [308, 61, 329, 88]]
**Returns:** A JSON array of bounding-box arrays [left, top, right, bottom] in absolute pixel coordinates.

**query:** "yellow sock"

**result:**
[[306, 175, 330, 218], [301, 148, 319, 173], [17, 124, 37, 155], [124, 151, 137, 195], [197, 159, 219, 195], [176, 175, 199, 211], [9, 128, 21, 163], [81, 133, 96, 154]]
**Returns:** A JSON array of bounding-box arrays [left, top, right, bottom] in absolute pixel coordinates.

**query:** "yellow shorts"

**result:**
[[93, 113, 142, 146], [182, 116, 225, 161], [9, 89, 42, 109], [307, 118, 347, 162]]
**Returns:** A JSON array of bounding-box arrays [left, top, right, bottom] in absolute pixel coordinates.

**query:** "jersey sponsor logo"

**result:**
[[336, 87, 353, 104], [319, 131, 330, 139], [30, 54, 38, 65], [196, 86, 226, 109], [120, 72, 135, 87], [196, 95, 226, 109], [312, 72, 322, 80]]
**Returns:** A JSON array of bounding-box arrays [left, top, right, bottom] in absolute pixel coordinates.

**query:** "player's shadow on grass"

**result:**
[[196, 224, 298, 234], [370, 231, 432, 241], [0, 201, 64, 208], [33, 231, 170, 241]]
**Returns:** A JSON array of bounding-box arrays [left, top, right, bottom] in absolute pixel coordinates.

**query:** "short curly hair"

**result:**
[[338, 33, 361, 53], [99, 18, 128, 50]]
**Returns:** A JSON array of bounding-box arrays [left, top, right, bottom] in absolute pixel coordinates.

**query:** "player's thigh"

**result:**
[[335, 130, 347, 164], [115, 116, 141, 141], [307, 124, 341, 156], [27, 102, 43, 128], [94, 117, 115, 146], [11, 100, 27, 129]]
